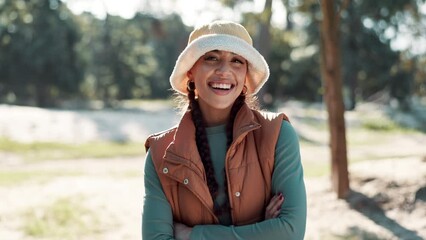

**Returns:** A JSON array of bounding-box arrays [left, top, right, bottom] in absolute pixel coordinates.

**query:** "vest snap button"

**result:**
[[235, 191, 241, 197], [183, 178, 189, 185], [162, 167, 169, 174]]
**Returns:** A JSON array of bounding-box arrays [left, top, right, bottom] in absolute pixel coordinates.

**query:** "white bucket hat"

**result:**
[[169, 20, 269, 95]]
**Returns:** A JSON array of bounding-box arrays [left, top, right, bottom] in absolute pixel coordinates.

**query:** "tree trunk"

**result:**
[[254, 0, 273, 108], [319, 0, 350, 199]]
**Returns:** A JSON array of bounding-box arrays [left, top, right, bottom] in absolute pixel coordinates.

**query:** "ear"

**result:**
[[186, 71, 193, 79]]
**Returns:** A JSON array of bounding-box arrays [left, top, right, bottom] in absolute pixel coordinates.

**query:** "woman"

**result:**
[[142, 20, 306, 240]]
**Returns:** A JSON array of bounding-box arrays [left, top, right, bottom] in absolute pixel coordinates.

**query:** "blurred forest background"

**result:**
[[1, 0, 426, 240], [1, 0, 425, 110]]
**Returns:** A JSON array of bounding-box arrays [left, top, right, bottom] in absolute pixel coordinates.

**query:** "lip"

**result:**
[[208, 81, 235, 95]]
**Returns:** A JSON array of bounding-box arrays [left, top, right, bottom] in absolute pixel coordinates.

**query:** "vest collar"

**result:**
[[165, 103, 260, 165]]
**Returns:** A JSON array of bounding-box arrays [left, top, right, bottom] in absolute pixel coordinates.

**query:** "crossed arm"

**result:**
[[173, 193, 285, 239]]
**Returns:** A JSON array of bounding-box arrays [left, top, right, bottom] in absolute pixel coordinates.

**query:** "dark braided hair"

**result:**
[[187, 82, 219, 201], [187, 81, 246, 217]]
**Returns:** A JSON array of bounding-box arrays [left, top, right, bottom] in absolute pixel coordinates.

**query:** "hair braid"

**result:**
[[188, 87, 219, 202]]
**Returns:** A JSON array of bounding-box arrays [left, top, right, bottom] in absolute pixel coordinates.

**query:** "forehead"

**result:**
[[204, 50, 243, 57]]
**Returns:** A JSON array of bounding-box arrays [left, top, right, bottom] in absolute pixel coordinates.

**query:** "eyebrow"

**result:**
[[209, 50, 239, 56]]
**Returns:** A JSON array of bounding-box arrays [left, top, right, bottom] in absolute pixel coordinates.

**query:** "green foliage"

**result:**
[[349, 0, 426, 108], [74, 13, 189, 104], [339, 0, 423, 110], [414, 56, 426, 96], [0, 0, 84, 107], [0, 2, 189, 106], [1, 0, 425, 106], [265, 0, 425, 108], [23, 196, 102, 238], [269, 27, 322, 102], [145, 15, 190, 98]]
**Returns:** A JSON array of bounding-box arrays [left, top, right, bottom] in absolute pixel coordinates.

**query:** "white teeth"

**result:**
[[210, 83, 231, 90]]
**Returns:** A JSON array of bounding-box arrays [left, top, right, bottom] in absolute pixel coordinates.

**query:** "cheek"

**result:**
[[192, 65, 212, 81], [237, 69, 248, 84]]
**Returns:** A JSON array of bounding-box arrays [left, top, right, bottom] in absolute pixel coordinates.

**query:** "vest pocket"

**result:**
[[177, 183, 203, 226]]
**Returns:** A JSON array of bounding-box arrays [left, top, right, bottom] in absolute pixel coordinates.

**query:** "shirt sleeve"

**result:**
[[142, 150, 176, 240], [190, 121, 307, 240]]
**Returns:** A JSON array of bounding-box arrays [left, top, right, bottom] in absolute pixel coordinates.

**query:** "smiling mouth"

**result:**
[[209, 82, 234, 90]]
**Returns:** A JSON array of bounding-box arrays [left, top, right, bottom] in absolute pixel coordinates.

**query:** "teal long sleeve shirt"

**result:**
[[142, 121, 307, 239]]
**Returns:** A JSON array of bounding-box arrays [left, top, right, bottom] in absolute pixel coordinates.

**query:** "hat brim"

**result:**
[[170, 34, 269, 95]]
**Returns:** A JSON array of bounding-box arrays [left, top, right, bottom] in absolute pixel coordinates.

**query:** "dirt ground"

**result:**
[[306, 157, 426, 240], [0, 103, 425, 240], [1, 155, 425, 240]]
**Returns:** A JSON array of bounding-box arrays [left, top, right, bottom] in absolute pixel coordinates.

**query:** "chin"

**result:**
[[199, 96, 238, 112], [211, 102, 235, 110]]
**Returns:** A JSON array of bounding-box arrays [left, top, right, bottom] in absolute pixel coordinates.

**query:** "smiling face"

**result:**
[[187, 50, 248, 122]]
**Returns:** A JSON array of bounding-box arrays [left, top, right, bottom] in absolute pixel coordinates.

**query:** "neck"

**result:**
[[199, 105, 232, 127]]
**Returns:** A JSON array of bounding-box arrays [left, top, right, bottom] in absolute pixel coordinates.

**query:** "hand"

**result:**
[[265, 193, 284, 220], [174, 222, 192, 240]]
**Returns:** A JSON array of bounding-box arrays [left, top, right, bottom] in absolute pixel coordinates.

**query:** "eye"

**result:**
[[203, 54, 219, 61], [232, 57, 246, 65]]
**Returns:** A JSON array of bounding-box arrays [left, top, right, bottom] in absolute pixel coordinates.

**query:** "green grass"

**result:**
[[0, 170, 82, 186], [23, 196, 103, 239], [360, 117, 413, 132], [0, 138, 145, 162], [300, 117, 328, 130]]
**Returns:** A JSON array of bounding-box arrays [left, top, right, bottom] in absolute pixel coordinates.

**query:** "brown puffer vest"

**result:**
[[145, 104, 289, 226]]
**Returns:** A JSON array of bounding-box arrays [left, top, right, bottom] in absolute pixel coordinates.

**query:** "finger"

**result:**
[[269, 197, 284, 219], [271, 208, 281, 218], [268, 193, 284, 212], [267, 202, 281, 217], [265, 194, 284, 219], [265, 194, 279, 212], [266, 204, 281, 219]]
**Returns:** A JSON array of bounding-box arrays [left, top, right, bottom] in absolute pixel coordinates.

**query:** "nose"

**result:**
[[215, 62, 232, 76]]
